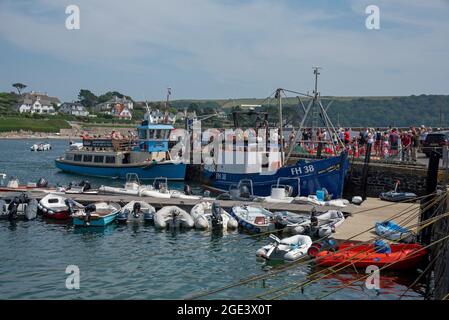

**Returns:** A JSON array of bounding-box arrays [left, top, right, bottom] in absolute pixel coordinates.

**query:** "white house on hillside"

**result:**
[[94, 95, 134, 113], [17, 92, 60, 115], [59, 102, 90, 117]]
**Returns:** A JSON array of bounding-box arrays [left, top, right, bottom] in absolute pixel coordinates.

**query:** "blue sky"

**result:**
[[0, 0, 448, 102]]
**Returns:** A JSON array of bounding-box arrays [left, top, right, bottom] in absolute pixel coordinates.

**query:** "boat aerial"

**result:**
[[153, 206, 194, 229], [55, 108, 186, 181], [38, 193, 84, 220], [312, 240, 427, 270], [256, 234, 313, 262], [31, 143, 51, 151], [0, 193, 38, 221], [117, 201, 156, 224], [190, 202, 238, 230], [230, 205, 275, 233], [72, 202, 121, 227]]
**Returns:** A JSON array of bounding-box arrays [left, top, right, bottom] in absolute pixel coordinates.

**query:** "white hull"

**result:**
[[154, 206, 194, 229], [190, 202, 238, 230]]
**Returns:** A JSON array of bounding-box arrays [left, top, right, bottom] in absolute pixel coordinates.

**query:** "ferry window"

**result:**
[[164, 130, 170, 139], [74, 154, 82, 161], [83, 155, 93, 162], [66, 154, 74, 161], [94, 155, 104, 163], [105, 156, 115, 164], [138, 129, 146, 139]]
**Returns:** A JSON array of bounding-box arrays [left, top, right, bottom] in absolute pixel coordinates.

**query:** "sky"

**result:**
[[0, 0, 448, 102]]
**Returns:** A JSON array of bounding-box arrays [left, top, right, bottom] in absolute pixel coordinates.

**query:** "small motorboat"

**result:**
[[39, 193, 84, 220], [230, 205, 275, 233], [256, 234, 313, 262], [375, 221, 415, 243], [216, 180, 258, 201], [379, 180, 417, 202], [99, 173, 143, 196], [72, 202, 121, 227], [294, 195, 349, 208], [313, 240, 427, 270], [65, 181, 98, 194], [190, 202, 238, 230], [273, 209, 345, 237], [153, 206, 194, 229], [0, 193, 38, 221], [117, 201, 156, 223], [30, 143, 51, 151], [140, 178, 200, 199], [380, 191, 417, 202]]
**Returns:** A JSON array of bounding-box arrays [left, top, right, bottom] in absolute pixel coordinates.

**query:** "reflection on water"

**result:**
[[0, 139, 426, 300]]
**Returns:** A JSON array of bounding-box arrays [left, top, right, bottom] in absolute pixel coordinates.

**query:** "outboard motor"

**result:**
[[310, 208, 319, 227], [132, 202, 141, 219], [273, 213, 288, 229], [37, 177, 48, 188], [7, 196, 20, 221], [83, 181, 91, 191], [184, 184, 192, 195], [170, 208, 180, 228], [64, 199, 75, 215], [83, 204, 96, 225], [210, 202, 223, 229], [285, 185, 293, 197]]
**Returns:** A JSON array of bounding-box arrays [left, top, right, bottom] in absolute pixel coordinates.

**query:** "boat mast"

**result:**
[[276, 88, 285, 166]]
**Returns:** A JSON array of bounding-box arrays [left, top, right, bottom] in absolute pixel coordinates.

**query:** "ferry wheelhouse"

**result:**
[[55, 118, 186, 181]]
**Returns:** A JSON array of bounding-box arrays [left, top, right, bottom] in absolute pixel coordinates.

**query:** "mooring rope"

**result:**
[[185, 192, 443, 299]]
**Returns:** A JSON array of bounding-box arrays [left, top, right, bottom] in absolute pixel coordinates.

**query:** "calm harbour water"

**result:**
[[0, 139, 426, 300]]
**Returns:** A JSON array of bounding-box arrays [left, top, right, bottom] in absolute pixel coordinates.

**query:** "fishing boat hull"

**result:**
[[55, 159, 186, 181], [202, 153, 349, 198]]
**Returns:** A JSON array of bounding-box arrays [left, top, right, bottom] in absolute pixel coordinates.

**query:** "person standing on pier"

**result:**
[[389, 128, 399, 157], [411, 128, 419, 162], [401, 131, 411, 161]]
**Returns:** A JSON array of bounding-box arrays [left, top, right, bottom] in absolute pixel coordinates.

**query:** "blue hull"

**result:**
[[55, 160, 186, 181], [73, 212, 118, 227], [202, 152, 349, 199]]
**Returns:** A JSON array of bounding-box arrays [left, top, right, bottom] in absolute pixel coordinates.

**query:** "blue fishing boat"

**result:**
[[72, 202, 121, 227], [55, 112, 186, 181], [375, 221, 415, 243], [203, 152, 348, 198], [201, 69, 349, 199]]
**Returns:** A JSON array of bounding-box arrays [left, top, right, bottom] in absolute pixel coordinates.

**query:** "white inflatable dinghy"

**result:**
[[154, 206, 194, 229], [190, 202, 238, 230]]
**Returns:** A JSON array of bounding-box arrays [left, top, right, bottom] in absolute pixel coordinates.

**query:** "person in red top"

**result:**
[[344, 128, 350, 146], [401, 132, 411, 161]]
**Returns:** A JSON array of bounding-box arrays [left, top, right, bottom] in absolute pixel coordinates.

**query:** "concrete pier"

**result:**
[[0, 190, 420, 242]]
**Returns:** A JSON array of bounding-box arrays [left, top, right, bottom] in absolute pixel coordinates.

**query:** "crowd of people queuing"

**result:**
[[294, 125, 434, 162]]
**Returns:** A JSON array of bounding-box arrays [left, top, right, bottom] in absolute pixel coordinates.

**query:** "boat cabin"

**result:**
[[136, 122, 173, 153]]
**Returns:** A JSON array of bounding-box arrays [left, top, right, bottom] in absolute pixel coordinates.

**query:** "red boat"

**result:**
[[38, 194, 83, 220], [314, 243, 427, 270]]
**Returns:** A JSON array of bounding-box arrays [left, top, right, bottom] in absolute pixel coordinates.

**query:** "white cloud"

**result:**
[[0, 0, 448, 98]]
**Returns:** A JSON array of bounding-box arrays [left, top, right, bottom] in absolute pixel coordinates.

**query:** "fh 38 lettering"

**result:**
[[291, 165, 315, 176]]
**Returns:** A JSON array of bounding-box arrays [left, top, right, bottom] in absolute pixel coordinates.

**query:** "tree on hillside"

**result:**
[[78, 89, 98, 108], [12, 83, 27, 95]]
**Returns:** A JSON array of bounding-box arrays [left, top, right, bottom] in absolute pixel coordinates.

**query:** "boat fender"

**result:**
[[352, 196, 363, 205], [37, 177, 48, 188]]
